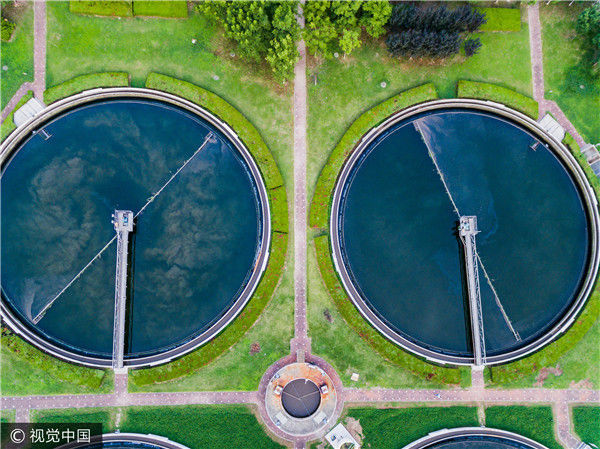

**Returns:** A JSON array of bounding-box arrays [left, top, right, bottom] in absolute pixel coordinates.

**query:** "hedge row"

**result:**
[[573, 406, 600, 447], [314, 235, 462, 384], [478, 7, 522, 32], [486, 406, 561, 449], [457, 80, 539, 119], [130, 74, 288, 385], [44, 72, 130, 105], [1, 90, 33, 142], [563, 132, 600, 199], [69, 1, 187, 18], [146, 73, 284, 190], [1, 328, 109, 390], [309, 83, 439, 231]]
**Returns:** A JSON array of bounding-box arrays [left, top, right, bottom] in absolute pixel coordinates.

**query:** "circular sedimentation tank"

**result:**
[[281, 378, 321, 418], [0, 89, 271, 367], [402, 428, 550, 449], [56, 433, 190, 449], [331, 100, 599, 365]]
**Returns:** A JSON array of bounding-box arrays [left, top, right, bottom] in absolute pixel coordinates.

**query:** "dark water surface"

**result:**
[[340, 109, 590, 357], [2, 99, 261, 358], [424, 436, 540, 449]]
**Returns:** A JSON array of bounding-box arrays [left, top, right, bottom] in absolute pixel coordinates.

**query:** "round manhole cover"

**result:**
[[281, 379, 321, 418]]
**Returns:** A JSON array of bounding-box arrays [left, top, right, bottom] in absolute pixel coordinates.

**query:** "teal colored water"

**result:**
[[1, 99, 261, 358], [340, 109, 590, 356]]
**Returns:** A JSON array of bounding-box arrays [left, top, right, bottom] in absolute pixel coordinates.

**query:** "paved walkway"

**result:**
[[527, 3, 586, 148], [0, 0, 46, 123], [291, 2, 310, 359]]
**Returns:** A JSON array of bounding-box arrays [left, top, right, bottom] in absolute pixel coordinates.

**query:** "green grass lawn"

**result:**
[[485, 406, 561, 449], [344, 406, 479, 449], [1, 409, 16, 423], [0, 2, 34, 109], [1, 333, 113, 396], [540, 3, 600, 145], [34, 405, 284, 448], [307, 9, 532, 198], [573, 406, 600, 446]]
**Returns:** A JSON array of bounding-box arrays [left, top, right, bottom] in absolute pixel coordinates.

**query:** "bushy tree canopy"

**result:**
[[198, 0, 300, 81], [576, 4, 600, 76], [303, 0, 392, 58]]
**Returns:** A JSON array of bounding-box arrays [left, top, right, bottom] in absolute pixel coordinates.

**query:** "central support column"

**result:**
[[112, 210, 133, 370], [459, 215, 486, 366]]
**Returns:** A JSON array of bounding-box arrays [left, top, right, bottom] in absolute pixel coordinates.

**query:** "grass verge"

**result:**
[[457, 79, 538, 119], [343, 406, 479, 449], [540, 3, 600, 145], [1, 329, 113, 396], [0, 89, 32, 141], [129, 74, 289, 387], [485, 406, 561, 449], [44, 72, 130, 104], [133, 1, 187, 18], [478, 7, 522, 32], [0, 3, 33, 110], [573, 406, 600, 447]]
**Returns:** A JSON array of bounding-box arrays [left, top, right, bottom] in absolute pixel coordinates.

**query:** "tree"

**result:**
[[303, 0, 392, 58], [576, 4, 600, 75], [197, 1, 299, 82], [464, 37, 482, 57]]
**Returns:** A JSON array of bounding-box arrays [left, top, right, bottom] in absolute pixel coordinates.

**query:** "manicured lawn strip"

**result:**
[[133, 1, 188, 18], [478, 7, 522, 32], [268, 186, 288, 234], [69, 1, 133, 17], [1, 90, 32, 141], [146, 73, 284, 190], [44, 72, 130, 104], [313, 235, 461, 385], [0, 5, 33, 109], [540, 3, 600, 144], [120, 405, 284, 449], [573, 406, 600, 446], [1, 331, 113, 395], [309, 83, 438, 230], [1, 409, 16, 423], [346, 406, 479, 449], [563, 133, 600, 198], [485, 406, 561, 449], [457, 80, 538, 119], [31, 407, 115, 432]]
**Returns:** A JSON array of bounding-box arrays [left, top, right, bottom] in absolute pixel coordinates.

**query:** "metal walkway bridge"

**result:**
[[111, 210, 133, 370], [459, 216, 486, 366]]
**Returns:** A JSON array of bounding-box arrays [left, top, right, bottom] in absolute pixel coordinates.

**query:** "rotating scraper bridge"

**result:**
[[0, 88, 272, 370]]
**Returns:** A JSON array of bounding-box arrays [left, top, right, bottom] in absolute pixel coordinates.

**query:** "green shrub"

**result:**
[[44, 72, 130, 104], [130, 74, 288, 385], [478, 7, 522, 32], [457, 80, 539, 119], [69, 1, 133, 17], [1, 90, 32, 142], [486, 406, 561, 449], [563, 132, 600, 199], [573, 406, 600, 446], [132, 1, 187, 18], [309, 83, 438, 231], [1, 17, 16, 42]]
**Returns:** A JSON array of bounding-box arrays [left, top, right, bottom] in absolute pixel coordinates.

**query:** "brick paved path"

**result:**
[[0, 82, 33, 121]]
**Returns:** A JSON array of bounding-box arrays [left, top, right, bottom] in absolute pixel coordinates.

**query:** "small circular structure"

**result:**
[[330, 99, 600, 366], [56, 432, 191, 449], [265, 362, 337, 437], [402, 427, 551, 449], [0, 88, 271, 368], [281, 378, 321, 418]]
